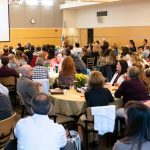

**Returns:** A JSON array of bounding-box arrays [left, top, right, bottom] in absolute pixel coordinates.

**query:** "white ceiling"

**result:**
[[61, 0, 147, 9]]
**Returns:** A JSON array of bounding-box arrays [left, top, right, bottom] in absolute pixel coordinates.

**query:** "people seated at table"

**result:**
[[64, 48, 72, 57], [78, 71, 114, 146], [130, 52, 145, 67], [50, 53, 63, 72], [138, 39, 148, 49], [91, 42, 100, 66], [72, 43, 82, 56], [113, 101, 150, 150], [145, 68, 150, 95], [114, 66, 149, 106], [9, 46, 15, 54], [16, 43, 24, 52], [85, 71, 114, 107], [71, 54, 87, 74], [0, 56, 19, 78], [132, 62, 147, 83], [129, 40, 136, 53], [110, 59, 128, 86], [17, 65, 38, 115], [32, 57, 49, 79], [15, 50, 28, 66], [24, 45, 35, 64], [2, 45, 9, 56], [14, 93, 67, 150], [98, 49, 112, 70], [111, 43, 118, 56], [105, 49, 118, 81], [38, 45, 49, 60], [121, 46, 131, 66], [142, 45, 150, 59], [0, 83, 9, 96], [101, 40, 109, 56], [8, 54, 20, 71], [81, 47, 92, 67], [58, 56, 76, 86], [0, 92, 12, 121]]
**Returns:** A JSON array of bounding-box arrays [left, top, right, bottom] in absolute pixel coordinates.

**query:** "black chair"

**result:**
[[0, 76, 17, 108], [84, 107, 118, 150]]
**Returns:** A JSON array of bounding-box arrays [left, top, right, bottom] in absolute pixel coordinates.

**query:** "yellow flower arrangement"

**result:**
[[75, 73, 87, 88]]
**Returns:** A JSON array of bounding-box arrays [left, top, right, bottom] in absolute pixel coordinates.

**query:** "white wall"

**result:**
[[63, 0, 150, 28], [0, 0, 9, 41]]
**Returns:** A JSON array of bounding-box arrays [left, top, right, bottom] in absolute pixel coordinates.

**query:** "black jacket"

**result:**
[[85, 87, 114, 107]]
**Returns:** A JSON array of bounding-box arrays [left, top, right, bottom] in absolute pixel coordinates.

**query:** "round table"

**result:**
[[50, 87, 122, 116], [50, 89, 87, 116]]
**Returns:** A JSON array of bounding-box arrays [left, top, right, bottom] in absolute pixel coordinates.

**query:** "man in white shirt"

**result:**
[[0, 83, 9, 96], [72, 43, 82, 56], [14, 93, 67, 150], [142, 45, 150, 59]]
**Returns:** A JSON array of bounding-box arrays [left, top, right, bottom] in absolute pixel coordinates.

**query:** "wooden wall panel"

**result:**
[[0, 28, 62, 51], [94, 26, 150, 48], [80, 29, 87, 47]]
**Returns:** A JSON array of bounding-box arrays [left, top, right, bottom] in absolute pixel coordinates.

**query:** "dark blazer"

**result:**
[[114, 79, 149, 106], [0, 93, 12, 121], [0, 65, 19, 78], [85, 87, 114, 107], [129, 47, 136, 53], [17, 76, 38, 114]]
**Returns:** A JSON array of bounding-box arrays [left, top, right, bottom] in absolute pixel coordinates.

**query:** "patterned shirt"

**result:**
[[32, 66, 49, 79]]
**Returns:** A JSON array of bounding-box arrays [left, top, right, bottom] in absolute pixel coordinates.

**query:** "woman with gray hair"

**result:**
[[115, 66, 149, 118], [115, 66, 149, 106], [32, 57, 49, 79]]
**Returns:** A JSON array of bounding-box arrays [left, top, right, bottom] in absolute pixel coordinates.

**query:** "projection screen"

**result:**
[[0, 0, 10, 41]]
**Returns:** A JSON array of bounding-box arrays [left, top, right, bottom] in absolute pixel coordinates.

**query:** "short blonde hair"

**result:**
[[88, 71, 105, 89]]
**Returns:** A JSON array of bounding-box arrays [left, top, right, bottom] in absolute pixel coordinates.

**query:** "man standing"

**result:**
[[14, 93, 67, 150]]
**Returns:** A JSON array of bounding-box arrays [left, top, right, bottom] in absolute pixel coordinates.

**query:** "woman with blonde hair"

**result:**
[[78, 71, 114, 147], [85, 71, 114, 107], [58, 56, 76, 86], [129, 52, 144, 67]]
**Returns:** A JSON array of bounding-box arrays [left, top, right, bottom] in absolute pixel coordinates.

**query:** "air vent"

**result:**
[[97, 11, 107, 17]]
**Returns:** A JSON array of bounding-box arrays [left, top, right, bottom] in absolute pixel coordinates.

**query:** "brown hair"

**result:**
[[132, 63, 146, 81], [61, 56, 76, 76], [88, 71, 105, 89], [131, 52, 142, 64]]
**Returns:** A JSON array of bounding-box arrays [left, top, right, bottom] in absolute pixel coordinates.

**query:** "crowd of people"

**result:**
[[0, 38, 150, 150]]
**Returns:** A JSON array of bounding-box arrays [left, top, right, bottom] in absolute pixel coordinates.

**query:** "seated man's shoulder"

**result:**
[[0, 92, 9, 100], [18, 77, 33, 85]]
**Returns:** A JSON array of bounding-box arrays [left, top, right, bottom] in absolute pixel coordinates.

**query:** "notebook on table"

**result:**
[[50, 88, 64, 95]]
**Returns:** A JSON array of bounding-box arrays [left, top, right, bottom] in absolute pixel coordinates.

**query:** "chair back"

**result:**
[[33, 79, 50, 94], [17, 92, 25, 118], [0, 77, 17, 92], [17, 92, 25, 106], [91, 105, 116, 134], [0, 113, 16, 148], [87, 57, 95, 68]]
